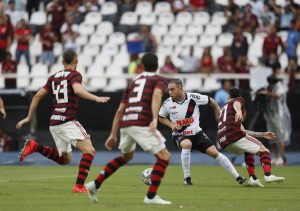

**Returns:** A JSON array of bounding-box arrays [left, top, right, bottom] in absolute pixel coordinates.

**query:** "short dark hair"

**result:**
[[228, 88, 241, 99], [63, 50, 77, 64], [141, 53, 158, 72], [169, 78, 183, 87]]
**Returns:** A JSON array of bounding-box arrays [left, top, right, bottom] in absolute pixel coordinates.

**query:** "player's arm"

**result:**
[[16, 88, 48, 129], [149, 88, 163, 133], [208, 97, 221, 118], [72, 83, 110, 103], [233, 101, 243, 122], [0, 96, 6, 119], [159, 116, 182, 132], [105, 102, 126, 150], [241, 125, 276, 140]]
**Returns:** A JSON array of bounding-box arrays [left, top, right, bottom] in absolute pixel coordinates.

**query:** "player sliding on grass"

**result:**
[[16, 50, 110, 193], [159, 78, 246, 186], [217, 88, 285, 187], [85, 53, 172, 205]]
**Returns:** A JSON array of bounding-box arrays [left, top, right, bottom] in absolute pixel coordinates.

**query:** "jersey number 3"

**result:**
[[129, 78, 146, 103], [52, 80, 68, 103]]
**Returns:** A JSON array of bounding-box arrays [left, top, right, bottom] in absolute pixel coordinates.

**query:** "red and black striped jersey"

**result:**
[[119, 72, 167, 128], [217, 97, 246, 148], [43, 69, 81, 126]]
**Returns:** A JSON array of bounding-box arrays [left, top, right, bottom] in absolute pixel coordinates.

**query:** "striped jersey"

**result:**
[[43, 69, 81, 126], [119, 72, 167, 128], [217, 97, 246, 148], [159, 92, 209, 136]]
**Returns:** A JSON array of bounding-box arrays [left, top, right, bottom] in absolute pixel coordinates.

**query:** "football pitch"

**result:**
[[0, 165, 299, 211]]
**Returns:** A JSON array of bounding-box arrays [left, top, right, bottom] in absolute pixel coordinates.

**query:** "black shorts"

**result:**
[[172, 131, 214, 153]]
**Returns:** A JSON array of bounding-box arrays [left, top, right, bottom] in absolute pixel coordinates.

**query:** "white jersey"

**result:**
[[159, 92, 209, 136]]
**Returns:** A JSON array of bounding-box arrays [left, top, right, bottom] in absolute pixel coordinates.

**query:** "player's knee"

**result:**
[[180, 139, 192, 149], [160, 150, 171, 161], [259, 146, 270, 153], [206, 146, 219, 158], [122, 152, 134, 162]]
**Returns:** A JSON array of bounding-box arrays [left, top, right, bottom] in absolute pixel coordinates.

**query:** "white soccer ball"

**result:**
[[141, 168, 153, 185]]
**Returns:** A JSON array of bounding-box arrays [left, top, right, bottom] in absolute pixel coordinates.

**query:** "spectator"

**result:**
[[26, 0, 41, 19], [60, 14, 79, 34], [262, 25, 284, 64], [225, 6, 241, 33], [62, 25, 78, 51], [128, 53, 143, 74], [250, 0, 264, 18], [240, 4, 257, 33], [189, 0, 208, 11], [170, 0, 186, 14], [199, 47, 214, 73], [15, 19, 32, 70], [231, 26, 249, 62], [214, 79, 234, 108], [0, 0, 6, 15], [5, 0, 23, 27], [0, 128, 11, 151], [265, 51, 281, 73], [140, 25, 157, 53], [180, 46, 199, 73], [2, 51, 17, 89], [286, 19, 299, 60], [285, 57, 300, 93], [259, 75, 292, 165], [278, 5, 294, 31], [79, 0, 100, 15], [64, 0, 82, 24], [217, 47, 235, 73], [257, 3, 276, 33], [40, 23, 56, 66], [4, 14, 14, 42], [236, 55, 250, 91], [160, 56, 178, 74], [47, 0, 65, 40], [0, 15, 11, 63]]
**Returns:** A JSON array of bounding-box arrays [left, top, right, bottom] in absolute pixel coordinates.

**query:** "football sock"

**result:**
[[245, 153, 257, 179], [36, 144, 64, 165], [76, 153, 94, 185], [181, 149, 191, 179], [216, 153, 239, 179], [147, 158, 169, 199], [259, 151, 272, 176], [94, 155, 127, 189]]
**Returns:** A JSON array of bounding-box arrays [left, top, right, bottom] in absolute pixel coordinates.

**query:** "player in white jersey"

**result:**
[[159, 79, 246, 185]]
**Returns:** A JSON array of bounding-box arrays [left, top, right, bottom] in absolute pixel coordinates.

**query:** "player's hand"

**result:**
[[149, 119, 157, 133], [263, 131, 276, 140], [0, 108, 6, 119], [235, 112, 243, 122], [105, 135, 117, 150], [16, 117, 30, 129], [171, 124, 182, 132], [96, 97, 110, 103]]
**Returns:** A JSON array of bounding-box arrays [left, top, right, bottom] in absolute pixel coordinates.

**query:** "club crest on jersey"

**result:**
[[169, 105, 176, 109], [176, 117, 194, 126]]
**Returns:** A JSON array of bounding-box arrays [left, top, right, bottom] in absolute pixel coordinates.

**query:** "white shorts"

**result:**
[[225, 134, 262, 155], [49, 120, 89, 156], [119, 126, 166, 154]]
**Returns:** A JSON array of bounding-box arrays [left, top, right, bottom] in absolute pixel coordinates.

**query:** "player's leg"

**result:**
[[85, 127, 134, 202], [74, 138, 95, 192], [179, 138, 192, 185], [196, 132, 245, 184], [256, 144, 285, 183]]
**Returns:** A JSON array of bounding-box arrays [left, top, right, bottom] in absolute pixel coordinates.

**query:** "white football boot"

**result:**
[[85, 181, 99, 203], [247, 176, 264, 187], [144, 195, 172, 205], [264, 175, 285, 183]]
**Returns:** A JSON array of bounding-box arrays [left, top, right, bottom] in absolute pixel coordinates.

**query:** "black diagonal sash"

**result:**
[[177, 99, 196, 134]]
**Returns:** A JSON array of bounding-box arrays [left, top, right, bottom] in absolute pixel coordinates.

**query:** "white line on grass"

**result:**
[[0, 175, 76, 183]]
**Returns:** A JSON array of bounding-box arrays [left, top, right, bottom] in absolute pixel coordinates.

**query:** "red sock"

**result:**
[[94, 155, 127, 188], [259, 151, 272, 176], [36, 145, 64, 165], [245, 153, 256, 178], [76, 153, 94, 185], [147, 158, 169, 199]]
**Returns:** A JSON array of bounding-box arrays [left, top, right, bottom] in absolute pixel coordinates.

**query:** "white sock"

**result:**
[[216, 153, 239, 179], [181, 149, 191, 179]]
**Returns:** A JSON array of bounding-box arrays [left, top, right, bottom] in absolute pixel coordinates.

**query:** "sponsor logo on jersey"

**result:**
[[176, 117, 194, 126], [182, 130, 193, 135], [54, 71, 70, 78], [169, 105, 176, 109], [190, 94, 200, 99], [219, 136, 227, 143], [50, 115, 66, 121], [122, 114, 138, 121]]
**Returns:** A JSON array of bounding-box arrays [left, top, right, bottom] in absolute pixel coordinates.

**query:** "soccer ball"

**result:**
[[141, 168, 152, 185]]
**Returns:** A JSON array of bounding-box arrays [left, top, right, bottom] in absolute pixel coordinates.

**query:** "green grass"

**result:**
[[0, 165, 299, 211]]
